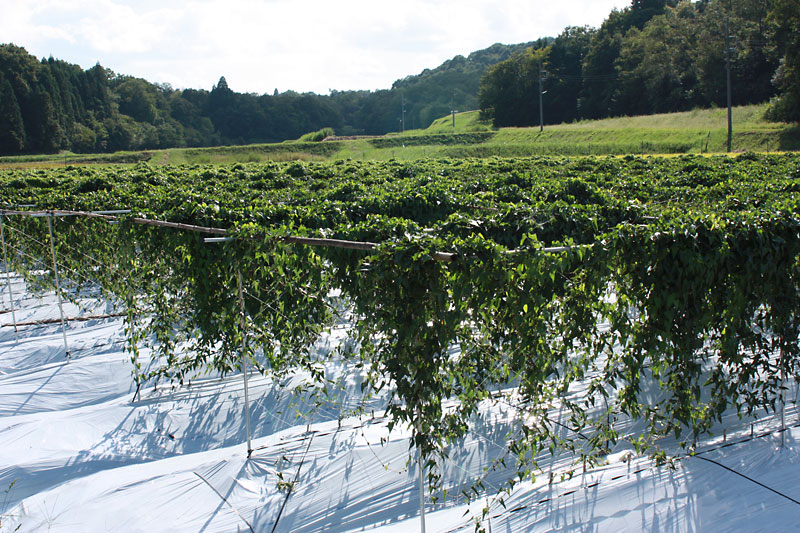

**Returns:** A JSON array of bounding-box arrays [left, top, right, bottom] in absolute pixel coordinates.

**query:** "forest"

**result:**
[[0, 40, 530, 156], [479, 0, 800, 127], [0, 0, 797, 156]]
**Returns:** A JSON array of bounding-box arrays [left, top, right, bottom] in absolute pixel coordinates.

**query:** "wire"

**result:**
[[692, 455, 800, 507], [5, 224, 116, 291], [193, 471, 255, 533], [271, 431, 314, 533]]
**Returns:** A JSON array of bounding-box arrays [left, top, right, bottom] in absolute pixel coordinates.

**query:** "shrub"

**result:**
[[298, 127, 336, 143]]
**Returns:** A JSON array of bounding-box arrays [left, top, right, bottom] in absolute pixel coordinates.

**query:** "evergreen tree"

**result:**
[[547, 26, 595, 123], [479, 46, 549, 127], [0, 75, 25, 154], [768, 0, 800, 121]]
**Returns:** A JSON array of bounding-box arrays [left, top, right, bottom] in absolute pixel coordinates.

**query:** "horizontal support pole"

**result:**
[[0, 209, 132, 217], [0, 208, 576, 262], [283, 236, 459, 262], [505, 244, 588, 255], [53, 210, 133, 217], [38, 210, 228, 235], [127, 216, 227, 235], [282, 235, 378, 251], [206, 234, 458, 262]]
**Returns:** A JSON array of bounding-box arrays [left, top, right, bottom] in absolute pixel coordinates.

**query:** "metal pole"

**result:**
[[47, 214, 70, 357], [237, 270, 253, 457], [725, 14, 732, 153], [780, 365, 786, 448], [0, 215, 19, 341], [417, 410, 426, 533]]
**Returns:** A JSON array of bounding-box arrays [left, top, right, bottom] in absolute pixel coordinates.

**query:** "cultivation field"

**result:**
[[1, 154, 800, 530]]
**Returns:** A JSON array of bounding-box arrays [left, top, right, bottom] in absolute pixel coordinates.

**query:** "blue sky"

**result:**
[[2, 0, 630, 94]]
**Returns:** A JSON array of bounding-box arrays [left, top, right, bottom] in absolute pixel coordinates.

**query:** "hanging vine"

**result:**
[[0, 153, 798, 512]]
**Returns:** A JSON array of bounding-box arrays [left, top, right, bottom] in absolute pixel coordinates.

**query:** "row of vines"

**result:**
[[2, 153, 799, 504]]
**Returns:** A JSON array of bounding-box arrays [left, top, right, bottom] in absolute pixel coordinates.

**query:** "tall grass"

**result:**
[[297, 127, 336, 142]]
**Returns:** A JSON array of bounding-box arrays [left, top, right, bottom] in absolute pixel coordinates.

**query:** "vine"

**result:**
[[1, 153, 799, 518]]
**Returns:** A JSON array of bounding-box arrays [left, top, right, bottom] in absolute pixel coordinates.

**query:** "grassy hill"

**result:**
[[332, 103, 798, 160], [1, 104, 797, 168]]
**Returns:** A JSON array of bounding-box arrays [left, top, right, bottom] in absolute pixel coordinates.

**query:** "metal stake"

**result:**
[[47, 214, 70, 357], [780, 365, 786, 448], [417, 409, 426, 533], [237, 270, 253, 457], [0, 215, 19, 341]]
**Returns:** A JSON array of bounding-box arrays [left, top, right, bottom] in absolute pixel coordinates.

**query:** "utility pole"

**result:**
[[725, 1, 732, 153], [538, 60, 545, 132], [401, 95, 406, 134], [451, 91, 456, 129]]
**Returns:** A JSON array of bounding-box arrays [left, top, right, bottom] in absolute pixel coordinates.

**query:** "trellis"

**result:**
[[1, 204, 798, 532]]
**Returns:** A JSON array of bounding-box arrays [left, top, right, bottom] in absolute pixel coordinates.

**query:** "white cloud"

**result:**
[[0, 0, 630, 94]]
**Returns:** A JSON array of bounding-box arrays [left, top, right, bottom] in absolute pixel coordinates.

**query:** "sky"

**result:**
[[1, 0, 631, 95]]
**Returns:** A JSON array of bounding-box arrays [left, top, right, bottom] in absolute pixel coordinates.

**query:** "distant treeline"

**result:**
[[1, 0, 798, 156], [480, 0, 800, 127], [0, 40, 531, 156]]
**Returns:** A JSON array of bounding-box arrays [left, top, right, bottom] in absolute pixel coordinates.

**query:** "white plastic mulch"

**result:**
[[1, 273, 799, 532]]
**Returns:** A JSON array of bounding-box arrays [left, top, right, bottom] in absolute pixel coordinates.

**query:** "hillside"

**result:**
[[0, 41, 533, 157], [477, 0, 800, 128], [387, 40, 543, 129], [0, 103, 797, 168], [343, 103, 798, 158], [2, 0, 797, 157]]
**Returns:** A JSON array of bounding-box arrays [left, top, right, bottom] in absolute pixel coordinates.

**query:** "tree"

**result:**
[[479, 46, 549, 127], [615, 7, 701, 115], [546, 26, 596, 123], [767, 0, 800, 121], [25, 88, 62, 152], [0, 75, 25, 154], [577, 29, 622, 118], [116, 78, 158, 124], [578, 1, 677, 119]]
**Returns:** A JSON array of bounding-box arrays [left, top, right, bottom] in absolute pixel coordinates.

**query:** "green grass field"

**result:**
[[1, 103, 797, 168]]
